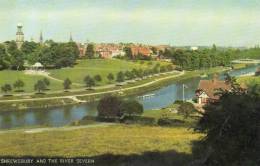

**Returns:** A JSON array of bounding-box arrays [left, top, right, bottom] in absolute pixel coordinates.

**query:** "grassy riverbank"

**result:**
[[0, 66, 229, 111]]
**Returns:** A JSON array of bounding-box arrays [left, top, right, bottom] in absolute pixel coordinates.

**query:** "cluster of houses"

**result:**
[[76, 43, 171, 59]]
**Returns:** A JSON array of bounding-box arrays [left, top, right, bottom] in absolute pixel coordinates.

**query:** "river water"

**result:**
[[0, 65, 259, 129]]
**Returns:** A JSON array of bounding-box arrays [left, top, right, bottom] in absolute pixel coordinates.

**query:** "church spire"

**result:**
[[39, 31, 43, 44], [69, 32, 73, 42]]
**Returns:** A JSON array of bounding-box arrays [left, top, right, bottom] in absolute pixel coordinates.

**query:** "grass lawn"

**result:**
[[49, 59, 170, 85], [232, 63, 247, 69], [237, 75, 260, 85], [0, 59, 170, 94], [0, 70, 64, 93], [0, 124, 203, 158], [143, 103, 199, 126]]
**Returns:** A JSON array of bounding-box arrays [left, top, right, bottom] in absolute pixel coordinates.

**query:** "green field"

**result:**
[[0, 125, 202, 164], [0, 59, 170, 94], [49, 59, 169, 85], [0, 70, 63, 93]]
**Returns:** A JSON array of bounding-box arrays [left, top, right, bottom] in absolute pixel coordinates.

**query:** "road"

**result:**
[[0, 71, 185, 103]]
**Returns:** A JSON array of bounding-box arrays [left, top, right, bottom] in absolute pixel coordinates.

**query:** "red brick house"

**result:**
[[196, 75, 231, 105], [130, 46, 152, 57]]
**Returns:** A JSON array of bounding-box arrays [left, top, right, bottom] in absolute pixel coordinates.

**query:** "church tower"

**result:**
[[16, 23, 24, 49]]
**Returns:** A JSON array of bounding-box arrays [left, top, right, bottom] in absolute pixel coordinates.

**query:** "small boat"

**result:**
[[138, 94, 155, 99]]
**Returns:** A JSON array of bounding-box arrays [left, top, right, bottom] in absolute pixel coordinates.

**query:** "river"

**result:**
[[0, 65, 259, 129]]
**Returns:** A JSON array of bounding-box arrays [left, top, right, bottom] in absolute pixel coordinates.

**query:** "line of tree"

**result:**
[[1, 79, 26, 95], [163, 45, 260, 70], [0, 40, 79, 70]]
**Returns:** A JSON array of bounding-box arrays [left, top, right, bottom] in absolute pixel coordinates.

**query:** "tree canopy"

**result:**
[[195, 81, 260, 165]]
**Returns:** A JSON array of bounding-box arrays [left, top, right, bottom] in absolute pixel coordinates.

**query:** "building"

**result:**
[[130, 45, 152, 57], [77, 43, 87, 57], [95, 43, 124, 59], [196, 75, 231, 105], [16, 23, 24, 49]]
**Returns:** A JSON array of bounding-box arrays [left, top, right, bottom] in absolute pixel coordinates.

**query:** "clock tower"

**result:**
[[16, 23, 24, 49]]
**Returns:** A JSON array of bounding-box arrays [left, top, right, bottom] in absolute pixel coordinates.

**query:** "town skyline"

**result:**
[[1, 0, 260, 47]]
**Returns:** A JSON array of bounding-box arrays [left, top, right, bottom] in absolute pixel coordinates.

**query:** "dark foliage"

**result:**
[[195, 82, 260, 165], [97, 95, 123, 118]]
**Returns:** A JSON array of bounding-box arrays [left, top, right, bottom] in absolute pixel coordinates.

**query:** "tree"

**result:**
[[166, 64, 174, 71], [131, 68, 139, 78], [84, 75, 95, 89], [123, 47, 133, 59], [137, 69, 144, 78], [63, 78, 72, 91], [34, 80, 46, 93], [85, 44, 95, 58], [195, 83, 260, 165], [37, 46, 55, 67], [13, 79, 25, 92], [21, 41, 39, 55], [54, 43, 78, 68], [107, 73, 114, 82], [116, 71, 125, 82], [94, 74, 102, 82], [0, 44, 10, 70], [1, 84, 12, 95], [6, 41, 24, 70], [177, 102, 196, 119], [212, 44, 217, 52], [97, 95, 123, 118], [119, 100, 144, 116], [151, 47, 157, 54], [43, 78, 50, 88], [160, 66, 167, 73], [125, 70, 135, 80], [9, 50, 24, 70]]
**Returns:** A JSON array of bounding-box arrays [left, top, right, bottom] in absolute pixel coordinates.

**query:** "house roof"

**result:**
[[197, 78, 231, 100], [131, 46, 151, 56]]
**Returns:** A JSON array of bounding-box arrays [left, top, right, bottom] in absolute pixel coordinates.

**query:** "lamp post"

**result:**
[[182, 84, 188, 102]]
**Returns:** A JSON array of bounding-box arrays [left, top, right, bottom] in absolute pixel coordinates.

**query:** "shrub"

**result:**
[[119, 100, 144, 116], [157, 118, 184, 126], [94, 74, 102, 82], [178, 102, 196, 119], [120, 115, 156, 125], [116, 71, 125, 82], [97, 95, 122, 118]]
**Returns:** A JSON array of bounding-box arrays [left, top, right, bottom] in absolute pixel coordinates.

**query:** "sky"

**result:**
[[0, 0, 260, 46]]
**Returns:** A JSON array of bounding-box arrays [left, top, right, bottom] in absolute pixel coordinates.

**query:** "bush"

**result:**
[[174, 100, 184, 104], [73, 116, 97, 125], [157, 118, 185, 126], [97, 95, 122, 118], [96, 116, 120, 123], [178, 102, 196, 119], [120, 115, 156, 125], [119, 100, 144, 116]]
